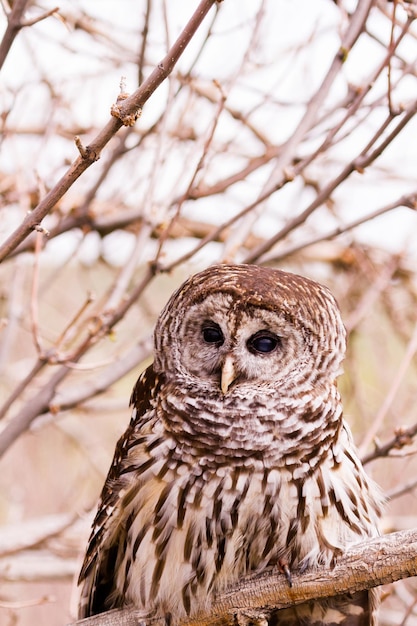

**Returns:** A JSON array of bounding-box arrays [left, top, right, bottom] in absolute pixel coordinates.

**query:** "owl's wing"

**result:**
[[78, 364, 163, 618]]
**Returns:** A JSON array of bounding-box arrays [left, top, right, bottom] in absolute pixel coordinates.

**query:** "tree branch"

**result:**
[[67, 528, 417, 626], [0, 0, 30, 70], [0, 0, 221, 263]]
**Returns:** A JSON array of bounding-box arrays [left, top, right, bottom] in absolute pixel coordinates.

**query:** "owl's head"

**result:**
[[153, 264, 346, 396]]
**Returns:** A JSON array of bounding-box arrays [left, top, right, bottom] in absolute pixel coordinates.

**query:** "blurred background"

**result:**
[[1, 0, 417, 624]]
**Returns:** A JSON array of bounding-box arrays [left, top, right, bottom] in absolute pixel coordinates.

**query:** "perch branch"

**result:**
[[67, 528, 417, 626]]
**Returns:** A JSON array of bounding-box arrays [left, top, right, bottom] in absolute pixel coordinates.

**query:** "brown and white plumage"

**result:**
[[78, 264, 383, 624]]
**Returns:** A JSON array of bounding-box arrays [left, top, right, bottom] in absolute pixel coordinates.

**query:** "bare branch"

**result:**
[[261, 191, 417, 265], [362, 420, 417, 465], [359, 319, 417, 454], [0, 0, 221, 262], [0, 0, 30, 69], [66, 528, 417, 626]]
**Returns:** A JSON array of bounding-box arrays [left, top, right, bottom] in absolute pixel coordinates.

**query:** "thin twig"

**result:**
[[345, 255, 402, 333], [137, 0, 152, 86], [30, 230, 46, 355], [262, 191, 417, 265], [359, 319, 417, 455], [154, 81, 227, 264], [362, 419, 417, 465]]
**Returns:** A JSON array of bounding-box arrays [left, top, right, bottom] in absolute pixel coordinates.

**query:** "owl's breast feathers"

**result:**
[[78, 363, 382, 623]]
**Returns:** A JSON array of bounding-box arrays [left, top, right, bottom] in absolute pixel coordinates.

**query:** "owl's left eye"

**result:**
[[202, 323, 224, 345], [247, 331, 280, 354]]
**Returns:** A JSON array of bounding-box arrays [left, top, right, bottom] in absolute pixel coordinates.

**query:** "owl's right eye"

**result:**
[[202, 323, 224, 345]]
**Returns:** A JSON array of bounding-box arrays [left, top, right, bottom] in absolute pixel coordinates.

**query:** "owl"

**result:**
[[78, 264, 383, 625]]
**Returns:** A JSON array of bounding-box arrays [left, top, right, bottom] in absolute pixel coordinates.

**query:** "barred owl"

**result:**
[[78, 264, 383, 625]]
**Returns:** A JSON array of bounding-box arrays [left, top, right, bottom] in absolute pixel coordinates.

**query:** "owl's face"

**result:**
[[154, 265, 346, 399], [177, 292, 314, 393]]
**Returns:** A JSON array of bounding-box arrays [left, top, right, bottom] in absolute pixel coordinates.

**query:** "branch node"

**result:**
[[338, 46, 349, 63], [394, 426, 415, 449], [75, 136, 100, 162], [110, 78, 142, 127], [21, 7, 60, 28], [283, 167, 295, 182], [110, 102, 141, 127], [33, 224, 50, 236]]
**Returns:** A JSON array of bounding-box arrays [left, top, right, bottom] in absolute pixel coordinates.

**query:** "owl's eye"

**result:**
[[247, 331, 280, 354], [202, 323, 224, 345]]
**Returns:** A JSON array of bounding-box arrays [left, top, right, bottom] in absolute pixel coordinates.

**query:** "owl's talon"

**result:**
[[279, 559, 292, 587]]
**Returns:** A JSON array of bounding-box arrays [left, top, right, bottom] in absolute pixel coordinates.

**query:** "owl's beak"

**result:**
[[221, 355, 236, 394]]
